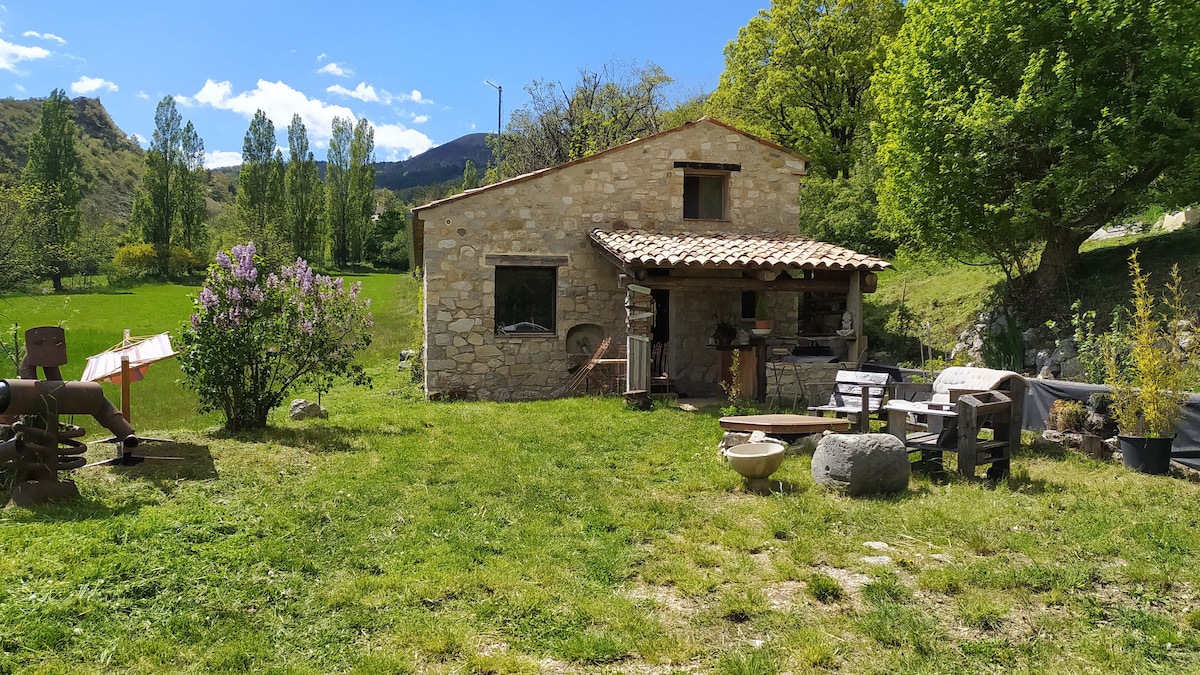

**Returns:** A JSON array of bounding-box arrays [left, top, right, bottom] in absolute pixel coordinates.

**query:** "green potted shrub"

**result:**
[[1102, 251, 1197, 474], [711, 318, 739, 346]]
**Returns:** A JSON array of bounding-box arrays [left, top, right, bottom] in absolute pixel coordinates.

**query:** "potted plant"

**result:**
[[1102, 251, 1197, 474], [754, 295, 771, 330], [712, 318, 739, 346]]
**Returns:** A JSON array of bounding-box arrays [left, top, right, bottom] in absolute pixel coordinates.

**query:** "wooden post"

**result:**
[[120, 356, 131, 424], [957, 397, 979, 477]]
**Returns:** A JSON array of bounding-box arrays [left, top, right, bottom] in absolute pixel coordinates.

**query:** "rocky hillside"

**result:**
[[0, 96, 144, 224], [374, 132, 492, 193]]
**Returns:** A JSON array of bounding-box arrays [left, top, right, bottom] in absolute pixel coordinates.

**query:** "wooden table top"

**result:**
[[718, 414, 852, 435]]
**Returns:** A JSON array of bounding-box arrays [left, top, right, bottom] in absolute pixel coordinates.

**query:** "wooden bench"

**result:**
[[806, 370, 892, 432]]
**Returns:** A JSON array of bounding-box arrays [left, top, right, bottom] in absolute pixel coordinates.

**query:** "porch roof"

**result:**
[[588, 229, 890, 272]]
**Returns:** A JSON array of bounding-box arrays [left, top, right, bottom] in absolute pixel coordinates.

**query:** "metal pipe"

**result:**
[[0, 379, 138, 448]]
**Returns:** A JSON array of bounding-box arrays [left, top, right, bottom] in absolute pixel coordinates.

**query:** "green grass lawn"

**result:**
[[2, 275, 1200, 673]]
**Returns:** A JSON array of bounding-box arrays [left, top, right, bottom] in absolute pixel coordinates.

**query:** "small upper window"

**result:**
[[683, 173, 726, 220], [495, 266, 556, 334]]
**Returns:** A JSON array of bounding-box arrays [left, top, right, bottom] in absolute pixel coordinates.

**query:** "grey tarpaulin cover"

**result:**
[[1024, 378, 1200, 468]]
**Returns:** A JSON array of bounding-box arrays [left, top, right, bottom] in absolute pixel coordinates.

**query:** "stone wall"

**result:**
[[416, 120, 806, 400]]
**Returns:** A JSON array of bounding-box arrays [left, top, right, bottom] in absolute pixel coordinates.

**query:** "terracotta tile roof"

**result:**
[[589, 229, 890, 271]]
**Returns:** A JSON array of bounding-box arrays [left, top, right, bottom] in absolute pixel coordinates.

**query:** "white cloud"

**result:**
[[316, 52, 328, 62], [326, 82, 392, 104], [317, 62, 350, 77], [411, 114, 429, 124], [0, 37, 50, 71], [23, 31, 66, 45], [400, 89, 433, 105], [372, 122, 434, 161], [191, 78, 434, 161], [136, 90, 149, 100], [70, 75, 117, 95], [192, 78, 356, 139], [204, 150, 243, 169], [130, 132, 148, 146]]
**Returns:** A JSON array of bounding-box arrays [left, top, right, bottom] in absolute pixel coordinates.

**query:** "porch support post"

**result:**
[[847, 271, 864, 363]]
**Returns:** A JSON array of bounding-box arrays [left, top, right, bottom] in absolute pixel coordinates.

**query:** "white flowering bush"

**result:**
[[179, 242, 373, 431]]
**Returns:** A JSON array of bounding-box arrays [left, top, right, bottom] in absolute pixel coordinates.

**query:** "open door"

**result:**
[[650, 289, 671, 392]]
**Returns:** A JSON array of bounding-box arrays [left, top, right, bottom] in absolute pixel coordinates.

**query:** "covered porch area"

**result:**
[[587, 229, 890, 400]]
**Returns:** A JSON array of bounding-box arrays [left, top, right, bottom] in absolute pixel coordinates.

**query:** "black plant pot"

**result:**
[[1118, 435, 1173, 475]]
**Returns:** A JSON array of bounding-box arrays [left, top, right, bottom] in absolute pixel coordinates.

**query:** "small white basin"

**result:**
[[724, 442, 785, 479]]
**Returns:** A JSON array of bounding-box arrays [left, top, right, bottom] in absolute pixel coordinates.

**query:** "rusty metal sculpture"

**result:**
[[0, 327, 137, 506]]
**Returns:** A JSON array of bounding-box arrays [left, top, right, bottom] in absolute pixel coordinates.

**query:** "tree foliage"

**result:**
[[21, 89, 82, 290], [500, 62, 672, 176], [285, 114, 324, 266], [131, 96, 209, 277], [348, 119, 376, 264], [326, 116, 353, 267], [0, 184, 40, 287], [874, 0, 1200, 292], [709, 0, 904, 179], [177, 121, 207, 254], [237, 110, 287, 266]]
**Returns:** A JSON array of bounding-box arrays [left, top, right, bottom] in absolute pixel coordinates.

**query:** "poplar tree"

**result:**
[[236, 110, 286, 261], [177, 120, 207, 255], [134, 96, 184, 277], [285, 114, 324, 265], [348, 118, 375, 264], [325, 117, 352, 268], [22, 88, 82, 290]]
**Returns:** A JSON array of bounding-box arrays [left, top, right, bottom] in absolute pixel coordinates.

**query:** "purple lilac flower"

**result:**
[[231, 243, 258, 283], [216, 251, 232, 270], [199, 287, 218, 310]]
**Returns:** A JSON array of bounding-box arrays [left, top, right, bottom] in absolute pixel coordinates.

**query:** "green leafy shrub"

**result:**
[[111, 244, 205, 283], [178, 242, 373, 431], [110, 243, 157, 281]]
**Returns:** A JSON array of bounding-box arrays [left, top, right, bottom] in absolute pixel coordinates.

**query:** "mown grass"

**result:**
[[1, 275, 1199, 672]]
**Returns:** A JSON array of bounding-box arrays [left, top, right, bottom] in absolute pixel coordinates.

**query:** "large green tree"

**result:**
[[875, 0, 1200, 293], [134, 96, 184, 277], [177, 120, 207, 254], [325, 116, 353, 268], [348, 118, 375, 264], [21, 88, 82, 290], [236, 110, 287, 263], [285, 114, 324, 265], [500, 62, 672, 176], [709, 0, 904, 180]]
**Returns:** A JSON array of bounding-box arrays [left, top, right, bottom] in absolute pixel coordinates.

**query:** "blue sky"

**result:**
[[1, 1, 767, 167]]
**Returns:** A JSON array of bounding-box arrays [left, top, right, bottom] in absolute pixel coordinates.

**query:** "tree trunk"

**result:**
[[1028, 226, 1091, 300]]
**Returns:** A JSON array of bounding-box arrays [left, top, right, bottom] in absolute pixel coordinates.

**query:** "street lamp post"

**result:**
[[485, 80, 502, 170]]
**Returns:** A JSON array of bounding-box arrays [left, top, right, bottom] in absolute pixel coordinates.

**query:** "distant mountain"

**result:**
[[209, 132, 495, 201], [374, 132, 493, 192], [0, 96, 144, 223]]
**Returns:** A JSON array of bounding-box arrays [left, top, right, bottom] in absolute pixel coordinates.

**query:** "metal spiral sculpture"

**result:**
[[0, 327, 137, 506]]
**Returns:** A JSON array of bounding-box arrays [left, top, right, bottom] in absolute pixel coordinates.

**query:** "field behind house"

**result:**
[[1, 274, 1199, 673]]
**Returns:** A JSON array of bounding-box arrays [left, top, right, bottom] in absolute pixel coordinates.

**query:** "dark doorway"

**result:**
[[651, 289, 670, 384]]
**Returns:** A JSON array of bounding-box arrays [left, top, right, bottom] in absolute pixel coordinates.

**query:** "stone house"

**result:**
[[412, 118, 889, 401]]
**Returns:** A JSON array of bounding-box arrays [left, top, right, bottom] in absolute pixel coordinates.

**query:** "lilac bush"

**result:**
[[179, 242, 373, 431]]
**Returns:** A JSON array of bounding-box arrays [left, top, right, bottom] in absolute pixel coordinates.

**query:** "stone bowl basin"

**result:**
[[724, 442, 785, 479]]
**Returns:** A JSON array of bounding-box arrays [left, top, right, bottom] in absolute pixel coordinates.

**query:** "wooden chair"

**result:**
[[806, 370, 892, 432], [883, 367, 1026, 479]]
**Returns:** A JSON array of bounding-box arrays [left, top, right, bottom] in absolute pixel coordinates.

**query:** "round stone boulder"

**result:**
[[812, 433, 910, 496]]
